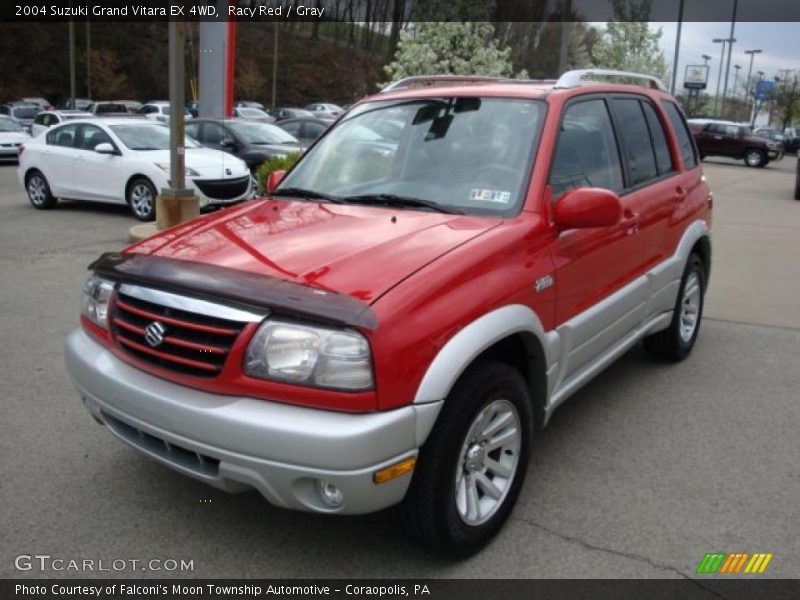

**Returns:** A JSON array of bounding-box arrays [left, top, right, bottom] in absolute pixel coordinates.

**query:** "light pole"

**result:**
[[720, 0, 739, 117], [85, 22, 91, 98], [732, 64, 741, 99], [712, 38, 734, 116], [670, 0, 685, 95], [752, 70, 765, 127], [702, 54, 712, 65], [68, 21, 76, 109], [744, 49, 762, 104]]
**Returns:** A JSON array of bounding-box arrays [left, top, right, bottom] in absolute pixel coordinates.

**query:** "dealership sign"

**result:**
[[684, 65, 710, 90]]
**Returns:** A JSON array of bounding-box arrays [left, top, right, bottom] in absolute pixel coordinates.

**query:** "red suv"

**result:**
[[65, 70, 712, 556]]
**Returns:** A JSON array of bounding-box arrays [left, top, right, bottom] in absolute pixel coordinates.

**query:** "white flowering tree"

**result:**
[[383, 22, 525, 85]]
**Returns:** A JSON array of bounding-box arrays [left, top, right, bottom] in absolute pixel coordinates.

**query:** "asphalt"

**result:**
[[1, 156, 798, 579]]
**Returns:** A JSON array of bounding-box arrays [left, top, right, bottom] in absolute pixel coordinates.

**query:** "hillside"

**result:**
[[0, 22, 386, 107]]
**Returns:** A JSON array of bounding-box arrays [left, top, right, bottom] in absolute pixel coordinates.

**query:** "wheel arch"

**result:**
[[124, 173, 156, 204], [413, 305, 555, 431], [690, 235, 712, 284]]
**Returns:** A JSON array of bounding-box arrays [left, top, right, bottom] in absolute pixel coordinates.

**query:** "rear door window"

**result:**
[[640, 101, 673, 176], [612, 97, 658, 186]]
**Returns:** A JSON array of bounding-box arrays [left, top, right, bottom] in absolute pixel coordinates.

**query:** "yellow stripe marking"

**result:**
[[758, 554, 773, 573]]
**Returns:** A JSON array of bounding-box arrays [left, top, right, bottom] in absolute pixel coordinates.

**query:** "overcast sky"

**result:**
[[653, 22, 798, 93]]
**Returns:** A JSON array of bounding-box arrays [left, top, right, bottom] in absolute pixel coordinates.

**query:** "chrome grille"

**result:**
[[110, 286, 261, 378]]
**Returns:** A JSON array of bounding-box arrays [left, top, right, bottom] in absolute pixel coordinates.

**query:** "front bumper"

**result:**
[[767, 149, 783, 161], [65, 328, 442, 515]]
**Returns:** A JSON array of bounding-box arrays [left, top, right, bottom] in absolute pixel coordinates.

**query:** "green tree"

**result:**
[[590, 0, 669, 82], [383, 22, 524, 84]]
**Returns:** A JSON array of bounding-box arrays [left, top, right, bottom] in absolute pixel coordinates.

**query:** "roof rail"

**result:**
[[555, 69, 668, 92], [381, 75, 504, 93]]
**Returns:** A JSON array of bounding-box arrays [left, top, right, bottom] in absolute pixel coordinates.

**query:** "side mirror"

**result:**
[[94, 143, 118, 155], [266, 170, 286, 194], [554, 187, 622, 230]]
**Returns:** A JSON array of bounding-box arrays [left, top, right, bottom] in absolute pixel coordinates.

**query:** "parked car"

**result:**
[[269, 107, 316, 122], [31, 110, 93, 137], [19, 118, 251, 220], [235, 100, 266, 111], [138, 102, 193, 122], [115, 100, 143, 114], [186, 118, 305, 171], [0, 102, 42, 132], [86, 101, 130, 116], [232, 106, 275, 123], [274, 117, 331, 145], [754, 127, 800, 154], [0, 116, 30, 161], [304, 102, 344, 121], [21, 97, 53, 110], [689, 119, 782, 167], [63, 70, 712, 556], [61, 98, 93, 111]]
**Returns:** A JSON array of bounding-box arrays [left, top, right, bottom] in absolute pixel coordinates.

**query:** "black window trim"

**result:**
[[639, 98, 677, 177]]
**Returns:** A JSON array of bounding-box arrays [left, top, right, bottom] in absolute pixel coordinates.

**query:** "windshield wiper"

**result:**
[[340, 194, 464, 214], [272, 187, 345, 204]]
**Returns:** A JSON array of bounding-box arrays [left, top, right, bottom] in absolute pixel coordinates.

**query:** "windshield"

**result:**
[[278, 97, 545, 216], [12, 107, 40, 119], [0, 119, 23, 132], [110, 124, 201, 150], [228, 122, 298, 145]]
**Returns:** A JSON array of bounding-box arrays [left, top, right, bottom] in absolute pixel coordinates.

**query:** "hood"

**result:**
[[138, 147, 249, 179], [127, 199, 500, 303]]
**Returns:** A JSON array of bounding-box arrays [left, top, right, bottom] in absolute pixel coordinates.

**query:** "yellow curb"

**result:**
[[128, 222, 159, 243]]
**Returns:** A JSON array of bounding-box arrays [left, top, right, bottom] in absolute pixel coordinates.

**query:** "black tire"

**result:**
[[399, 360, 533, 557], [25, 170, 57, 209], [126, 176, 157, 221], [744, 148, 767, 168], [644, 254, 705, 362]]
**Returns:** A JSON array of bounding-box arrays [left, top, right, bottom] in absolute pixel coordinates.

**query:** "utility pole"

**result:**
[[720, 0, 738, 117], [85, 22, 91, 98], [670, 0, 685, 95], [558, 0, 572, 75], [752, 70, 764, 127], [732, 65, 741, 99], [712, 38, 732, 116], [69, 21, 76, 109], [271, 21, 278, 109]]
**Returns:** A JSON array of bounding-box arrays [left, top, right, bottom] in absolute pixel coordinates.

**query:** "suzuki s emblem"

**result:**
[[144, 321, 167, 347], [225, 168, 232, 176]]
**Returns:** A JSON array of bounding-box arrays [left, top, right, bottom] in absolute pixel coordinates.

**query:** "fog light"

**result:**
[[316, 480, 344, 508]]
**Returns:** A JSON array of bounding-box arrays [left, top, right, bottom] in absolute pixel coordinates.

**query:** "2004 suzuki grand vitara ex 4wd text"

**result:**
[[65, 70, 712, 556]]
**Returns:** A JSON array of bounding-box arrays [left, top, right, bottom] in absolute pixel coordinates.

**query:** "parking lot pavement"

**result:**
[[1, 158, 798, 579]]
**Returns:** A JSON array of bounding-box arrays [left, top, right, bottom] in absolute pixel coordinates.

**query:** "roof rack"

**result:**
[[381, 75, 556, 93], [555, 69, 668, 91]]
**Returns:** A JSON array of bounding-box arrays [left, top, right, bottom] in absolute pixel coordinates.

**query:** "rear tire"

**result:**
[[744, 149, 767, 168], [26, 170, 56, 209], [126, 177, 156, 221], [399, 360, 532, 557], [644, 254, 705, 362]]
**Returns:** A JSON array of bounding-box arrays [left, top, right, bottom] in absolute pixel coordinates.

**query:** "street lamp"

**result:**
[[744, 49, 762, 105], [702, 54, 712, 65], [712, 38, 735, 115], [732, 64, 741, 99]]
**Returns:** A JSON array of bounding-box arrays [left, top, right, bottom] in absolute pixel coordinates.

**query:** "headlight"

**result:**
[[155, 162, 200, 177], [244, 320, 373, 391], [81, 274, 115, 329]]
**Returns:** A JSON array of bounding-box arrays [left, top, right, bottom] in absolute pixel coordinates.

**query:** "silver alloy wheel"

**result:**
[[745, 150, 762, 167], [679, 271, 701, 343], [27, 175, 47, 205], [130, 183, 154, 218], [454, 398, 522, 526]]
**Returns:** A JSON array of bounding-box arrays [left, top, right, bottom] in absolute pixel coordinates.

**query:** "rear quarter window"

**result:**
[[661, 101, 698, 169]]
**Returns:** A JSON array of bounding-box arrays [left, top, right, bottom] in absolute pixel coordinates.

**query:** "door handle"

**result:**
[[620, 209, 640, 235], [675, 185, 688, 202]]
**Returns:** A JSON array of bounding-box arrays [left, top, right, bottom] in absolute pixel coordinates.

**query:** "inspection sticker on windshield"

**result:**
[[469, 188, 512, 204]]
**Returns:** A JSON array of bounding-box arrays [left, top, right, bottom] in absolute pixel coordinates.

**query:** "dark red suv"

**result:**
[[66, 70, 712, 555]]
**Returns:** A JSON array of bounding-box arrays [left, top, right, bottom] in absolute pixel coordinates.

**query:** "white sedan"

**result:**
[[0, 117, 31, 160], [18, 118, 251, 220]]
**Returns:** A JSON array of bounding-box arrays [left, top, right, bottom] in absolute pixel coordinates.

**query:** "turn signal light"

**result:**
[[373, 457, 417, 484]]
